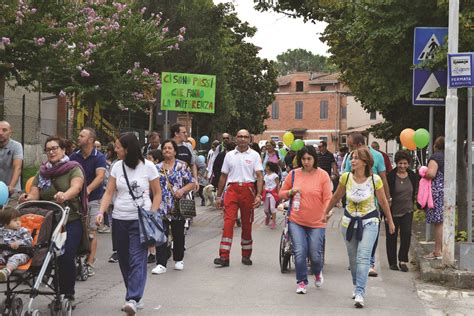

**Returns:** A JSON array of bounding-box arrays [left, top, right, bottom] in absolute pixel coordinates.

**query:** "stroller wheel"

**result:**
[[0, 299, 8, 316], [11, 297, 22, 316], [61, 299, 72, 316], [80, 268, 89, 281], [32, 310, 42, 316]]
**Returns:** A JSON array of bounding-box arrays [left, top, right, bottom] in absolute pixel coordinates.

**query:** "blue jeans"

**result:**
[[113, 219, 147, 302], [58, 219, 82, 296], [342, 221, 379, 296], [288, 221, 325, 284]]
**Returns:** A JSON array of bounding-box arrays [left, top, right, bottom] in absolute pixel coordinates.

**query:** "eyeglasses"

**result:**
[[236, 135, 250, 139], [44, 145, 60, 153], [222, 137, 230, 140]]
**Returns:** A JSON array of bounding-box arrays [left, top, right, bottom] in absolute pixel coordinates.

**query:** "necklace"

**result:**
[[398, 173, 407, 184]]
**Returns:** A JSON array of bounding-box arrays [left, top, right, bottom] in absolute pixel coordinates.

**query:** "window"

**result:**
[[341, 106, 347, 119], [320, 100, 328, 120], [296, 81, 304, 92], [295, 101, 303, 119], [370, 111, 376, 120], [320, 85, 326, 91], [271, 102, 279, 119], [341, 135, 347, 146], [320, 136, 328, 143]]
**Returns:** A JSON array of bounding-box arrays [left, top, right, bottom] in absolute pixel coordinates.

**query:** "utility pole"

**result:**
[[443, 0, 459, 266]]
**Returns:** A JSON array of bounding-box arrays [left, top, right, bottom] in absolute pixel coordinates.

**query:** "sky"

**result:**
[[213, 0, 329, 61]]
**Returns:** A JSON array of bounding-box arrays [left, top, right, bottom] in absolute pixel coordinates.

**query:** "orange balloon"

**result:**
[[188, 137, 196, 150], [400, 128, 416, 150], [25, 177, 34, 194]]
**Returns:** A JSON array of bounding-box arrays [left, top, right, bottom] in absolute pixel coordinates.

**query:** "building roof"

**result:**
[[308, 72, 340, 85]]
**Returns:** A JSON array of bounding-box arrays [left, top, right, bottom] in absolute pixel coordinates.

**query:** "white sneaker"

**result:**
[[296, 281, 307, 294], [354, 294, 364, 308], [122, 299, 137, 315], [174, 261, 184, 270], [136, 300, 144, 310], [314, 272, 323, 288], [151, 264, 167, 275]]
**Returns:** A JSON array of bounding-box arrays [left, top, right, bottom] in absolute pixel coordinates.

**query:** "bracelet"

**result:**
[[256, 194, 262, 199], [288, 189, 293, 197]]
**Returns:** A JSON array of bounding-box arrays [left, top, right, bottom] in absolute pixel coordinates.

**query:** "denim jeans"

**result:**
[[113, 219, 147, 302], [342, 221, 379, 296], [288, 221, 325, 284]]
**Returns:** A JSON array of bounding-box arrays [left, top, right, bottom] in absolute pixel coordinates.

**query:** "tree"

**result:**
[[256, 0, 474, 236], [0, 1, 181, 132], [141, 0, 279, 136], [275, 48, 336, 75]]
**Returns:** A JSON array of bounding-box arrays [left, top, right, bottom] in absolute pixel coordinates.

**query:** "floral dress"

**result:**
[[157, 160, 193, 220], [425, 152, 444, 224]]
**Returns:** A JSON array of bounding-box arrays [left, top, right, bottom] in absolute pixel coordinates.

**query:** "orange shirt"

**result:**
[[280, 167, 332, 228]]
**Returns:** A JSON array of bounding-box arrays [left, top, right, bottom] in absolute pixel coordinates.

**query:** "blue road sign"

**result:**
[[413, 27, 448, 65], [413, 69, 446, 106], [448, 53, 474, 88], [413, 27, 448, 106]]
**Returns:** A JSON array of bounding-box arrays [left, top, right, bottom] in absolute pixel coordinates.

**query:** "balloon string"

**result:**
[[415, 150, 422, 166]]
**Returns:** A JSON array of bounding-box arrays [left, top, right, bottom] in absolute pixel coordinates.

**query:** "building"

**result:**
[[254, 72, 397, 158], [254, 72, 348, 153]]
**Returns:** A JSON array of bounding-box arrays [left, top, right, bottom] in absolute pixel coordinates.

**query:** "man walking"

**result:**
[[317, 141, 339, 190], [207, 133, 231, 182], [344, 132, 390, 277], [70, 127, 106, 276], [214, 129, 263, 267], [0, 121, 23, 197], [142, 132, 161, 157], [170, 123, 198, 190]]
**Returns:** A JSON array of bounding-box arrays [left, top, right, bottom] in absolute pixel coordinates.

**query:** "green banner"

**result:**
[[161, 72, 216, 113]]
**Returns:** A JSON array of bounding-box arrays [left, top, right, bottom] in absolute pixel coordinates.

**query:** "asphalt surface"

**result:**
[[2, 204, 473, 315]]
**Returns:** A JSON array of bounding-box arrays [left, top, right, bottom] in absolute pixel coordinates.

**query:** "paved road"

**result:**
[[5, 205, 474, 315]]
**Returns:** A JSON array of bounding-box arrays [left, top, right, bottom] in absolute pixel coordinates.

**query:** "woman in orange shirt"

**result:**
[[279, 145, 332, 294]]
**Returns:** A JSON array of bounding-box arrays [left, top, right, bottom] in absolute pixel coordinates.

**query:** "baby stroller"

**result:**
[[278, 200, 326, 274], [0, 201, 72, 316]]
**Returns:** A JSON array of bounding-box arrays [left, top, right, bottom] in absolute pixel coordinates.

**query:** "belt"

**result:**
[[228, 182, 254, 187]]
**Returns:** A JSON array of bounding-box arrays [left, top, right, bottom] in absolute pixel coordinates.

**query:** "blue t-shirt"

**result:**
[[344, 147, 386, 175], [70, 149, 107, 201]]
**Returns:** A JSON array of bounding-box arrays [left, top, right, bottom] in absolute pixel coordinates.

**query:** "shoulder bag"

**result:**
[[162, 166, 197, 218], [122, 162, 167, 247]]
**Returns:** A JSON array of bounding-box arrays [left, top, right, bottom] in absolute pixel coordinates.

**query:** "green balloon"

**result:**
[[414, 128, 430, 148], [291, 139, 305, 151]]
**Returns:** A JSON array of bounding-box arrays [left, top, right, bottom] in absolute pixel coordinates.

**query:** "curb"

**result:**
[[412, 235, 474, 288]]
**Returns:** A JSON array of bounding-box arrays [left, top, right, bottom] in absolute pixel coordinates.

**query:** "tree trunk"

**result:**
[[457, 102, 468, 233]]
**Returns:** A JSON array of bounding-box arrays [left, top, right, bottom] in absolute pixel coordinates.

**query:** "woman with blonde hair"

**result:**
[[324, 146, 395, 308]]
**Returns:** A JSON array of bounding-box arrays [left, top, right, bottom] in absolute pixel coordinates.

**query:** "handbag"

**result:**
[[77, 215, 91, 255], [122, 162, 167, 247], [162, 166, 196, 218], [178, 194, 197, 218]]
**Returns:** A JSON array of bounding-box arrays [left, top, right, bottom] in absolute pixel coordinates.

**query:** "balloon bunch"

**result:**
[[400, 128, 430, 150], [282, 132, 304, 151]]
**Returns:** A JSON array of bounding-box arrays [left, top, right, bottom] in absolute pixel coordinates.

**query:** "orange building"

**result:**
[[254, 72, 349, 153]]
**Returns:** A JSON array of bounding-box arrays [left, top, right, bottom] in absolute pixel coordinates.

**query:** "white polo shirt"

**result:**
[[221, 147, 263, 184]]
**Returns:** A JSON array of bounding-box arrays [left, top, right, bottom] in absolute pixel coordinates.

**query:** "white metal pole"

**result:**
[[443, 0, 459, 266], [468, 87, 473, 242]]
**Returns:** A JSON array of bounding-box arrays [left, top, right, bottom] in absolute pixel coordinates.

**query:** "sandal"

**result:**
[[423, 252, 442, 260]]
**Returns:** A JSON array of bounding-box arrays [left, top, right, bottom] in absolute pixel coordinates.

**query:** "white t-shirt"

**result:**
[[264, 173, 279, 191], [110, 160, 159, 220], [221, 148, 263, 184]]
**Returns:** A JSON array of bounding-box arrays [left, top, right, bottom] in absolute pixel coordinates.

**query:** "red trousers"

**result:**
[[219, 183, 255, 260]]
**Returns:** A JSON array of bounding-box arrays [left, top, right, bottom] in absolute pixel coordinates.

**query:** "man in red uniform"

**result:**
[[214, 129, 263, 267]]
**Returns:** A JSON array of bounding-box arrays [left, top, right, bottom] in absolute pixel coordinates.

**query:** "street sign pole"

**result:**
[[443, 0, 459, 266], [468, 87, 473, 243]]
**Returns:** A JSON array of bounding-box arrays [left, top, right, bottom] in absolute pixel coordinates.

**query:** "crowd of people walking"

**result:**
[[0, 118, 446, 313]]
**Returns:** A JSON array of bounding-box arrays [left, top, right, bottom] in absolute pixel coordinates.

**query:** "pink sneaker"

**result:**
[[296, 281, 307, 294], [270, 221, 276, 229], [315, 272, 323, 287]]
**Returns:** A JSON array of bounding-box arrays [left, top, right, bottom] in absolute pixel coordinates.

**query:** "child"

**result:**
[[0, 207, 33, 281], [147, 149, 164, 165], [263, 162, 280, 229]]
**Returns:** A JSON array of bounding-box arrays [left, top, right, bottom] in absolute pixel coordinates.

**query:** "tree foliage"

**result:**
[[255, 0, 474, 140], [275, 48, 336, 75], [141, 0, 279, 136]]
